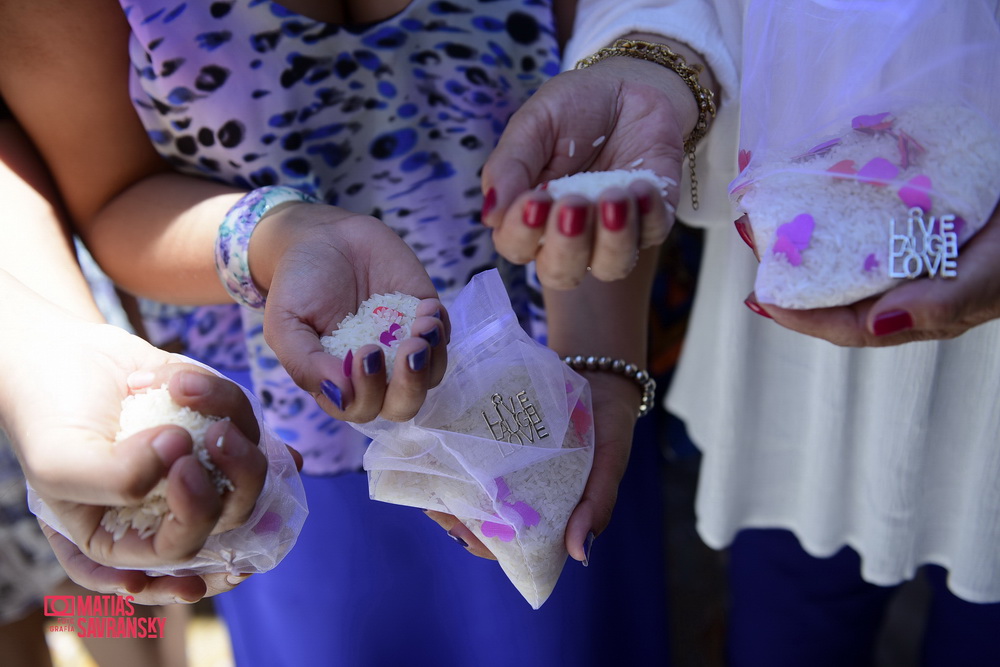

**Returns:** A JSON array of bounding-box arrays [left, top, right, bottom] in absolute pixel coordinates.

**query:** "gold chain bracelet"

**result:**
[[575, 39, 717, 210]]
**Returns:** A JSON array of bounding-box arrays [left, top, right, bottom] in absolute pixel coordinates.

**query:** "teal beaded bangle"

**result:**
[[215, 185, 319, 310]]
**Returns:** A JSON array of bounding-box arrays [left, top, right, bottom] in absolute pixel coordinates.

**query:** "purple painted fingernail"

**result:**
[[343, 350, 353, 378], [363, 350, 383, 376], [873, 310, 913, 336], [420, 327, 441, 348], [582, 531, 595, 567], [321, 379, 345, 411], [408, 348, 429, 372]]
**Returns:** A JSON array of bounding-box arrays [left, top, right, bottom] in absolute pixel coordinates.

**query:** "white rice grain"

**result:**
[[102, 386, 232, 541], [321, 292, 420, 379]]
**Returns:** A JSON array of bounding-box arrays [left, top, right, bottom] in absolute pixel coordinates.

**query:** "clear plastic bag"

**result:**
[[356, 270, 595, 609], [27, 358, 308, 577], [730, 0, 1000, 308]]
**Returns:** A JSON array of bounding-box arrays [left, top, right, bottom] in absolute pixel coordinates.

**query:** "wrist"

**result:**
[[245, 199, 316, 296], [563, 355, 656, 418], [214, 186, 319, 309]]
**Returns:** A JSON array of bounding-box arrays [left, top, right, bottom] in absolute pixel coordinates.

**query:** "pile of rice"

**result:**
[[544, 168, 674, 200], [320, 292, 420, 379], [736, 103, 1000, 308], [101, 387, 233, 541]]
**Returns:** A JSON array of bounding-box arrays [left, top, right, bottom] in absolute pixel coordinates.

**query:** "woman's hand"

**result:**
[[1, 286, 271, 601], [481, 47, 705, 289], [422, 372, 639, 565], [250, 202, 450, 423], [742, 200, 1000, 346]]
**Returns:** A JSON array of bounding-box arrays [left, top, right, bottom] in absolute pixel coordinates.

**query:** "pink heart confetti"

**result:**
[[827, 159, 857, 177], [864, 253, 879, 272], [793, 137, 841, 160], [897, 130, 926, 170], [252, 511, 283, 535], [373, 306, 405, 324], [571, 400, 591, 438], [852, 112, 894, 133], [857, 157, 898, 187], [343, 349, 353, 378], [772, 213, 815, 267], [898, 174, 932, 211], [738, 149, 752, 172]]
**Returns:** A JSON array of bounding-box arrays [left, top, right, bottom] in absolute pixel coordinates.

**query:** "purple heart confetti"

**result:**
[[864, 253, 879, 272], [852, 112, 894, 134], [898, 174, 932, 211], [858, 157, 898, 187], [378, 322, 403, 346], [772, 213, 814, 267], [897, 130, 926, 170], [481, 521, 516, 542], [793, 137, 841, 161]]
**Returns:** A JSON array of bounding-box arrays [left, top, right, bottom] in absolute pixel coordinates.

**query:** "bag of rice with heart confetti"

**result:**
[[27, 361, 308, 577], [350, 269, 594, 609], [730, 0, 1000, 309]]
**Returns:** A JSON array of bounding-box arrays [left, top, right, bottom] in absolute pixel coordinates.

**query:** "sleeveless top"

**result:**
[[121, 0, 558, 474]]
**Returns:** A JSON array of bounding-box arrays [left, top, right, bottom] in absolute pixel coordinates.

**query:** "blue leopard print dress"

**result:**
[[122, 0, 558, 475]]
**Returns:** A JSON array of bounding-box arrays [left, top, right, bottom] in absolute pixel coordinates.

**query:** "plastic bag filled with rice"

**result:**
[[730, 0, 1000, 309], [347, 270, 594, 609], [27, 362, 308, 577]]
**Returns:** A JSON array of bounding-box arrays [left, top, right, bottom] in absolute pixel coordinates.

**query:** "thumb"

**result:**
[[28, 424, 194, 507], [264, 308, 353, 413], [868, 217, 1000, 337]]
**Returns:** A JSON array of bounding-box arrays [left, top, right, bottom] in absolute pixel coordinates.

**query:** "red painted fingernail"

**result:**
[[601, 199, 628, 231], [481, 188, 497, 221], [872, 310, 913, 336], [522, 199, 551, 228], [637, 193, 653, 216], [744, 296, 772, 319], [734, 217, 755, 250], [558, 205, 586, 237]]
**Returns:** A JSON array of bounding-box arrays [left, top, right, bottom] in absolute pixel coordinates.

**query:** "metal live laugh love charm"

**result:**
[[889, 207, 958, 279]]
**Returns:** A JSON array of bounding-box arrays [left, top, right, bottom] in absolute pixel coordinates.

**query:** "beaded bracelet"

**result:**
[[215, 185, 319, 310], [563, 355, 657, 418], [575, 38, 717, 210]]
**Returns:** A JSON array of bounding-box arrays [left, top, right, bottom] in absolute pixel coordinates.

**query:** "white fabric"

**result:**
[[569, 0, 1000, 603]]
